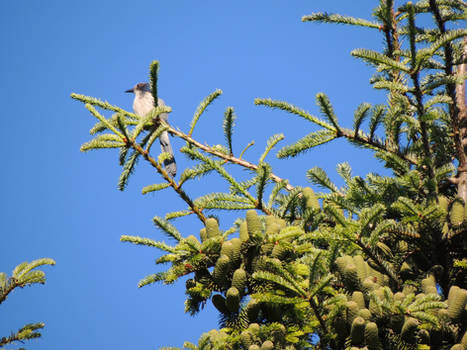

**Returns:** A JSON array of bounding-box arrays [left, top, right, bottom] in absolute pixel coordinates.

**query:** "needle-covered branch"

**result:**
[[0, 258, 55, 304], [1, 259, 54, 349], [130, 140, 207, 223], [0, 323, 45, 347], [168, 126, 295, 191]]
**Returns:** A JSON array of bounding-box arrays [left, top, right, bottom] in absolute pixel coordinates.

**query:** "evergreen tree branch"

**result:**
[[255, 98, 336, 130], [149, 60, 159, 107], [182, 147, 271, 215], [301, 12, 381, 29], [239, 140, 255, 159], [75, 92, 295, 192], [120, 235, 177, 252], [353, 103, 372, 136], [259, 133, 284, 162], [256, 163, 271, 209], [85, 104, 125, 139], [188, 89, 223, 137], [343, 127, 418, 164], [277, 130, 337, 159], [351, 48, 411, 72], [0, 258, 55, 305], [71, 93, 140, 121], [0, 322, 45, 347], [142, 183, 170, 194], [168, 126, 295, 191], [256, 97, 417, 164], [316, 93, 340, 133], [309, 296, 330, 347], [407, 5, 435, 186], [355, 238, 400, 288], [223, 107, 236, 156], [128, 138, 207, 223]]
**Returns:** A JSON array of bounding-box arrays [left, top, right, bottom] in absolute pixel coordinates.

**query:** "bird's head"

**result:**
[[125, 82, 151, 94]]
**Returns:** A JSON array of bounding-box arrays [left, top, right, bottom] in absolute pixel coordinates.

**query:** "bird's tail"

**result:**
[[159, 131, 177, 177]]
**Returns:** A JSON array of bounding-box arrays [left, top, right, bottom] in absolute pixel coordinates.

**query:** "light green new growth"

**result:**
[[277, 129, 337, 159], [188, 89, 223, 137], [259, 133, 284, 162], [351, 48, 411, 72], [142, 183, 171, 194], [1, 258, 55, 304], [1, 259, 55, 348], [254, 98, 335, 130], [301, 12, 381, 28]]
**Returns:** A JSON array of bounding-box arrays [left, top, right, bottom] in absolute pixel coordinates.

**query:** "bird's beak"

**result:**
[[125, 88, 134, 93]]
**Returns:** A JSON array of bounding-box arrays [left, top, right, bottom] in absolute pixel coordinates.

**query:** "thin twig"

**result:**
[[309, 296, 331, 348], [129, 140, 207, 224], [168, 127, 295, 191], [340, 128, 418, 165]]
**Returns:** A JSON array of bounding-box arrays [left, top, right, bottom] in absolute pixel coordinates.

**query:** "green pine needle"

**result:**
[[138, 272, 168, 288], [118, 150, 139, 191], [277, 129, 337, 159], [165, 210, 193, 220], [182, 147, 256, 203], [353, 103, 372, 135], [85, 104, 125, 139], [255, 98, 335, 130], [306, 167, 339, 192], [189, 89, 222, 136], [302, 12, 381, 29], [369, 105, 386, 140], [152, 216, 182, 242], [149, 60, 159, 107], [351, 48, 411, 72], [223, 107, 236, 155], [260, 133, 284, 162], [146, 125, 169, 152], [179, 161, 219, 185], [71, 93, 139, 120], [142, 183, 170, 194], [373, 80, 411, 93], [120, 235, 177, 252], [316, 93, 340, 131], [80, 134, 126, 152], [256, 163, 272, 207], [268, 180, 289, 208]]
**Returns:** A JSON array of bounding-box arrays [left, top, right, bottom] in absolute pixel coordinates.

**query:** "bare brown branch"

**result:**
[[168, 127, 295, 191]]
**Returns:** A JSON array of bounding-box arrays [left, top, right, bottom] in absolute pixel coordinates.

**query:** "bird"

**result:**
[[125, 82, 176, 177]]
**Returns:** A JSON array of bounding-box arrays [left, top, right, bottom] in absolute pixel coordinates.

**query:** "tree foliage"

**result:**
[[0, 258, 55, 349], [74, 0, 467, 349]]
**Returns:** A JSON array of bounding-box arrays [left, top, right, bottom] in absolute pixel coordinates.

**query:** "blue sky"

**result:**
[[1, 1, 391, 349]]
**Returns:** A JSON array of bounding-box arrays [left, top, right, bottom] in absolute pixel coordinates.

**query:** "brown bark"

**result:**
[[457, 36, 467, 201]]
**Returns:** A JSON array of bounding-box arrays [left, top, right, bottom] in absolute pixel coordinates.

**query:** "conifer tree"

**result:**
[[73, 1, 467, 348], [0, 258, 55, 349]]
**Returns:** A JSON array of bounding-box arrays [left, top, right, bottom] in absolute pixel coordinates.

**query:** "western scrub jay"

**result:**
[[125, 82, 176, 177]]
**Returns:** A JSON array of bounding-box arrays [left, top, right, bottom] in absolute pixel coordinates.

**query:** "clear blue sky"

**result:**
[[1, 1, 390, 349]]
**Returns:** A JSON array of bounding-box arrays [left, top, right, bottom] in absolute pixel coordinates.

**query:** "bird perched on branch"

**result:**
[[125, 82, 176, 177]]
